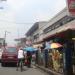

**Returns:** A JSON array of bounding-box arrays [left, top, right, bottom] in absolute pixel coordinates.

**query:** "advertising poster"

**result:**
[[67, 0, 75, 16]]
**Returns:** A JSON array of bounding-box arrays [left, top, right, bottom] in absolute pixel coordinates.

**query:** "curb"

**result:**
[[35, 65, 63, 75]]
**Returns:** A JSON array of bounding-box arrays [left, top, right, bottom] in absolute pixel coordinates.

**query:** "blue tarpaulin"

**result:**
[[23, 47, 37, 52]]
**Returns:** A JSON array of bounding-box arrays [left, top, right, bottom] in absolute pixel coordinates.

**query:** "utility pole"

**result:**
[[3, 31, 6, 47], [3, 31, 10, 47]]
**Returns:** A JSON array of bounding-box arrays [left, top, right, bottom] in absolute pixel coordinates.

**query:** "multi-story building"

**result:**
[[15, 37, 26, 47], [26, 21, 47, 44], [26, 7, 75, 44], [26, 7, 75, 74], [43, 8, 75, 41], [42, 8, 75, 74]]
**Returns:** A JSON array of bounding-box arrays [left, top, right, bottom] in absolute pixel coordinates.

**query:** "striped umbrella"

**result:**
[[50, 43, 62, 49]]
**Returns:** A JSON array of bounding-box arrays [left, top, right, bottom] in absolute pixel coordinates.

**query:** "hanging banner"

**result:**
[[67, 0, 75, 16]]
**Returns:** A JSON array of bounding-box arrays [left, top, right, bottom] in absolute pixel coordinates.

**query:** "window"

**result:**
[[33, 34, 39, 40], [6, 47, 17, 52]]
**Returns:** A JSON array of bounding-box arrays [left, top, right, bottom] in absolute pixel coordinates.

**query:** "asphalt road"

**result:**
[[0, 63, 49, 75]]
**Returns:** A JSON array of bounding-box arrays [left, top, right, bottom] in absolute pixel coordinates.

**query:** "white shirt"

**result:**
[[18, 49, 24, 59]]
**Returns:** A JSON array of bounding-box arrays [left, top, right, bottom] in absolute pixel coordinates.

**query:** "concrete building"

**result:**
[[26, 7, 75, 74], [26, 22, 39, 44], [26, 7, 75, 44], [26, 21, 47, 44], [15, 37, 26, 47], [42, 8, 75, 40]]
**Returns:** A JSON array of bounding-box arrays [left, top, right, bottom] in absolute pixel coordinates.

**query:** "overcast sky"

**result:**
[[0, 0, 66, 45]]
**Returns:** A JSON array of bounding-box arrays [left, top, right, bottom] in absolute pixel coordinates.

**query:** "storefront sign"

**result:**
[[67, 0, 75, 16]]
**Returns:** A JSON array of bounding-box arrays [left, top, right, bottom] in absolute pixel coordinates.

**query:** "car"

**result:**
[[1, 47, 18, 66], [0, 48, 3, 61]]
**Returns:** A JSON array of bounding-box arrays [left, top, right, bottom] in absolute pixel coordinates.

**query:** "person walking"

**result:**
[[16, 47, 25, 71], [27, 51, 32, 68]]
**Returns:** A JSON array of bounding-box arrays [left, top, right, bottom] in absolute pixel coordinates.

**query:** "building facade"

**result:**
[[43, 8, 75, 40], [15, 37, 26, 47], [26, 7, 75, 74], [26, 8, 75, 44], [26, 21, 47, 44]]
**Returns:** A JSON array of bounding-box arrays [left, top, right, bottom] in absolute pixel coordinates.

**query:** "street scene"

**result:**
[[0, 0, 75, 75], [0, 63, 49, 75]]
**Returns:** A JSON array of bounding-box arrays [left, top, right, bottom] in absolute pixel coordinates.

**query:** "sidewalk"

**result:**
[[35, 64, 63, 75]]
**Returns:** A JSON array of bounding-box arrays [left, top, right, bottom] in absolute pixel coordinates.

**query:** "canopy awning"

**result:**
[[33, 39, 43, 44], [33, 44, 42, 48]]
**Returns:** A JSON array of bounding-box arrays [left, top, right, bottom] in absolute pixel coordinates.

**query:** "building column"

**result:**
[[35, 50, 39, 64], [44, 49, 48, 68], [63, 40, 73, 75]]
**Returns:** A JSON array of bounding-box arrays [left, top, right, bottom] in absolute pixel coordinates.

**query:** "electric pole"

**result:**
[[3, 31, 10, 47]]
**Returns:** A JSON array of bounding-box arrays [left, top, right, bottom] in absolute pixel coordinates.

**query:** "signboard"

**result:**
[[67, 0, 75, 16]]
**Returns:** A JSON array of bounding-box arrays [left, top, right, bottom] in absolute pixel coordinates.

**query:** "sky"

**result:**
[[0, 0, 66, 45]]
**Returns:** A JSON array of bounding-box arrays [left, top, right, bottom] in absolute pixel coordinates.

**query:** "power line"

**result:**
[[0, 19, 34, 24], [16, 22, 34, 24]]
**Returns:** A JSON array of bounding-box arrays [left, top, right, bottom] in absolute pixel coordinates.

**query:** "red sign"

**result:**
[[67, 0, 75, 16]]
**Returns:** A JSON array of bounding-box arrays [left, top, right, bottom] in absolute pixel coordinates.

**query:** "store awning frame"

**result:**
[[43, 24, 75, 41]]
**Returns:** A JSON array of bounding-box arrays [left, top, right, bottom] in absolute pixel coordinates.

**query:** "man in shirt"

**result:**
[[16, 47, 25, 71]]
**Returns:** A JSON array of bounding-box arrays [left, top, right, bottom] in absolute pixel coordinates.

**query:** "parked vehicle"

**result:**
[[1, 47, 18, 66], [0, 48, 3, 61]]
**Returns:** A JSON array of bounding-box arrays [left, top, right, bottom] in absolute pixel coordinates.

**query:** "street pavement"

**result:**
[[0, 63, 49, 75]]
